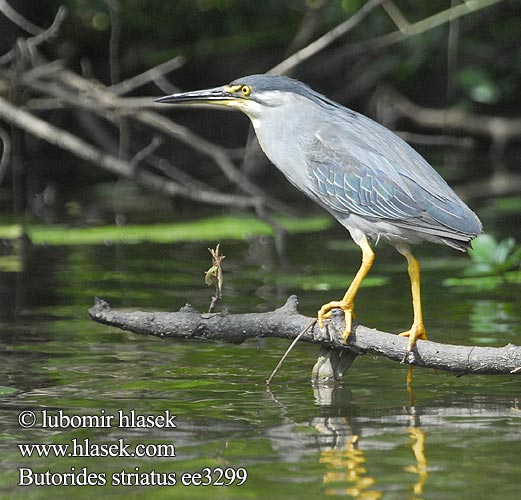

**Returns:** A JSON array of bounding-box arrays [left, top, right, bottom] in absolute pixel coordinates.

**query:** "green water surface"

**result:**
[[0, 214, 519, 499]]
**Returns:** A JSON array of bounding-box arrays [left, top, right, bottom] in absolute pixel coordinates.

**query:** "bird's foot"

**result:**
[[398, 322, 428, 351], [318, 301, 354, 342]]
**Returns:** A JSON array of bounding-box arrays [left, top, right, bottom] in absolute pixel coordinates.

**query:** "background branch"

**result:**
[[270, 0, 383, 75], [0, 97, 257, 209], [0, 6, 67, 65], [0, 0, 43, 35]]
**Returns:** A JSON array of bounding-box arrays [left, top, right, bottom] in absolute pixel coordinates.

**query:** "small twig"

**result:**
[[254, 202, 289, 267], [144, 155, 256, 208], [446, 0, 461, 103], [146, 155, 217, 191], [377, 85, 521, 138], [129, 136, 163, 169], [205, 244, 225, 313], [266, 319, 317, 385], [381, 0, 409, 32], [0, 0, 43, 35], [338, 0, 503, 57], [104, 0, 121, 85], [109, 55, 185, 96], [269, 0, 383, 75], [284, 7, 322, 56], [0, 6, 67, 65]]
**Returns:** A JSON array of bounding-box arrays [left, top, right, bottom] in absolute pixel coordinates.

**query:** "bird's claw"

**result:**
[[318, 301, 355, 342], [398, 322, 428, 351]]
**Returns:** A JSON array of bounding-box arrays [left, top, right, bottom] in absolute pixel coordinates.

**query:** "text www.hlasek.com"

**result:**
[[18, 438, 175, 458]]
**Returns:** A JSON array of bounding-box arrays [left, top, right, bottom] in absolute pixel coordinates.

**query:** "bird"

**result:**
[[156, 74, 482, 369]]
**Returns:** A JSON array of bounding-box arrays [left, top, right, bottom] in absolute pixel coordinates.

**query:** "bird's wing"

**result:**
[[306, 127, 473, 234]]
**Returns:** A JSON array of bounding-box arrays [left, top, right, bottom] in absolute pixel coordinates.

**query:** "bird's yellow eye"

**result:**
[[240, 85, 251, 97]]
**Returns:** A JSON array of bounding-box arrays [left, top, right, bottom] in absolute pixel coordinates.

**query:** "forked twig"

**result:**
[[205, 244, 225, 313]]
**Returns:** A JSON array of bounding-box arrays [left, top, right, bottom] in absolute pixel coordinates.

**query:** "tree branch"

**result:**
[[375, 86, 521, 198], [89, 296, 521, 379], [108, 55, 185, 96], [0, 96, 257, 209], [341, 0, 503, 57], [0, 6, 67, 65], [0, 0, 43, 35], [379, 86, 521, 139], [269, 0, 383, 75], [16, 67, 296, 216]]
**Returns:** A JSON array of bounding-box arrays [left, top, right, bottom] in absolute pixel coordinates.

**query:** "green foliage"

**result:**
[[490, 196, 521, 214], [0, 215, 331, 246], [444, 234, 521, 290], [0, 386, 17, 395], [457, 66, 501, 104], [466, 234, 521, 277], [0, 225, 22, 239], [0, 255, 22, 273]]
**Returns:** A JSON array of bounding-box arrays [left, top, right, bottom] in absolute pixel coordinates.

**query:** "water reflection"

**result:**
[[406, 427, 428, 498], [309, 397, 429, 498], [318, 429, 380, 498], [469, 299, 518, 339], [299, 380, 518, 498], [316, 425, 428, 499]]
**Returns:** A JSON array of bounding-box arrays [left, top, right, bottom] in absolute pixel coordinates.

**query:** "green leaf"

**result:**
[[466, 234, 521, 276], [457, 66, 501, 103]]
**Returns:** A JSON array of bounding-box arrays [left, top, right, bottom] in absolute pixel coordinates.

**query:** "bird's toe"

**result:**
[[318, 300, 355, 342], [398, 322, 428, 351]]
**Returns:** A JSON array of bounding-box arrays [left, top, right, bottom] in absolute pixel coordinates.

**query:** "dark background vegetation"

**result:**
[[0, 0, 520, 227]]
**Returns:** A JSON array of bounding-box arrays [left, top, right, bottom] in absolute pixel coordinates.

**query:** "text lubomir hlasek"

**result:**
[[39, 409, 177, 429]]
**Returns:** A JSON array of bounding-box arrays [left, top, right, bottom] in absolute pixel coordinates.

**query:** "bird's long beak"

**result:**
[[155, 85, 235, 106]]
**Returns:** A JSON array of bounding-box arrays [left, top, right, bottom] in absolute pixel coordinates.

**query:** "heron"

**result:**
[[156, 74, 482, 371]]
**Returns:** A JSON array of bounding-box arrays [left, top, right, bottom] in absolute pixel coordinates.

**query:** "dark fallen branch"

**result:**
[[89, 296, 521, 381]]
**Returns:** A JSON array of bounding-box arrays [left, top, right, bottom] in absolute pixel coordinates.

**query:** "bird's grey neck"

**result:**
[[247, 111, 308, 190], [248, 99, 315, 194]]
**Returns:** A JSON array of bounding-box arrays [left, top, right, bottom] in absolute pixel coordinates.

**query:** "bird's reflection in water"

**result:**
[[319, 431, 381, 499], [312, 384, 428, 498], [405, 395, 428, 498], [405, 427, 428, 497]]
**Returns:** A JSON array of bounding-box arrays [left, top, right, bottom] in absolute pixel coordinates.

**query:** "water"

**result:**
[[0, 218, 520, 499]]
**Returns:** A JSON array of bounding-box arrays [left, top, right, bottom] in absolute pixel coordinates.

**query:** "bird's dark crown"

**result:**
[[229, 74, 313, 97], [229, 74, 342, 110]]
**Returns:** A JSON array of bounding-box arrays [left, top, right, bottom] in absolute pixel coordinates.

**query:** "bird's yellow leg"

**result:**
[[397, 245, 428, 351], [318, 237, 374, 342]]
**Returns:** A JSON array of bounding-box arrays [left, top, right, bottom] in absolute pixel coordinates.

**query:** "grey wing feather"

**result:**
[[307, 125, 481, 240]]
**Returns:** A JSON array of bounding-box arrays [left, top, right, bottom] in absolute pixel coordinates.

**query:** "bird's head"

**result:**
[[155, 74, 316, 120]]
